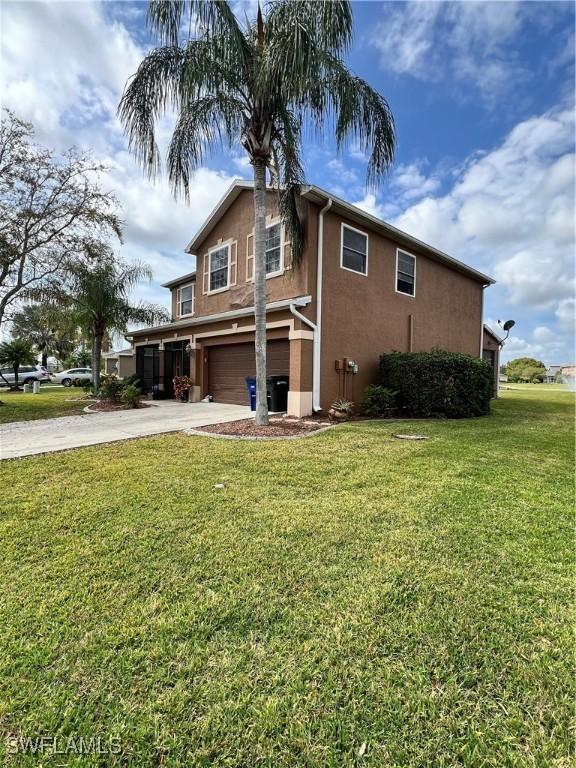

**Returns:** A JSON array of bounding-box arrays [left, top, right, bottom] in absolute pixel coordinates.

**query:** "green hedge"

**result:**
[[379, 350, 493, 418]]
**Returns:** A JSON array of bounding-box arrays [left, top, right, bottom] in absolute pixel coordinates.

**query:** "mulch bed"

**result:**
[[86, 400, 152, 413], [198, 417, 330, 438]]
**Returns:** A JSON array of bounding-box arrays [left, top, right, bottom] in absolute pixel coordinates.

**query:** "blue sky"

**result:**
[[2, 0, 574, 364]]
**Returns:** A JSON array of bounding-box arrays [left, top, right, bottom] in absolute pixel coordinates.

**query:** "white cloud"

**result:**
[[390, 163, 440, 201], [393, 106, 574, 307], [556, 298, 575, 332], [352, 193, 385, 219], [370, 1, 567, 104]]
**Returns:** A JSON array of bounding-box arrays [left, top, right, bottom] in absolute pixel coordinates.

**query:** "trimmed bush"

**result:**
[[122, 373, 141, 389], [360, 385, 397, 417], [379, 350, 493, 418], [121, 384, 141, 409], [99, 374, 124, 401]]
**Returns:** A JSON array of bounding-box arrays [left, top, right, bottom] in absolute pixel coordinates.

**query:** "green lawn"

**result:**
[[0, 386, 86, 423], [0, 388, 573, 766]]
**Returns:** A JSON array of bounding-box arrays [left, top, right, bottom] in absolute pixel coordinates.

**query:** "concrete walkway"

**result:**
[[1, 401, 251, 460]]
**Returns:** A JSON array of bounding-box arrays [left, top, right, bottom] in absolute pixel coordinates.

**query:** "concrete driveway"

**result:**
[[1, 401, 251, 460]]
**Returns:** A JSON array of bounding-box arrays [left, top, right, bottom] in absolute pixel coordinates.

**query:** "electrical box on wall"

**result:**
[[335, 359, 343, 371]]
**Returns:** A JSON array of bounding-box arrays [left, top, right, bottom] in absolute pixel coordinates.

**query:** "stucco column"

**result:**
[[287, 332, 314, 417], [189, 342, 202, 402]]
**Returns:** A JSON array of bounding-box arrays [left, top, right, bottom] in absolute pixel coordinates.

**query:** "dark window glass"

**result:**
[[342, 226, 367, 274], [397, 251, 415, 295]]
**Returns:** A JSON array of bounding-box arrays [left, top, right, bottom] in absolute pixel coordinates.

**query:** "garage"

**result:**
[[208, 340, 289, 405]]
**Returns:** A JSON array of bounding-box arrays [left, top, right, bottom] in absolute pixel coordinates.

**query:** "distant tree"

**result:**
[[63, 349, 92, 369], [555, 370, 564, 384], [11, 302, 88, 367], [67, 249, 169, 394], [521, 366, 545, 383], [0, 110, 122, 328], [506, 357, 546, 383], [11, 303, 57, 366], [0, 338, 36, 390]]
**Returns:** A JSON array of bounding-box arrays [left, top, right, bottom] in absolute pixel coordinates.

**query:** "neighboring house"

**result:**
[[544, 365, 564, 383], [103, 348, 136, 377], [482, 325, 503, 398], [126, 180, 495, 416], [560, 365, 576, 387]]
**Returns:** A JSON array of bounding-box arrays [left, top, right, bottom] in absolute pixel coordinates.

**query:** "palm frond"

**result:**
[[270, 107, 306, 266], [147, 0, 186, 45], [118, 46, 185, 178], [167, 94, 246, 197], [299, 53, 395, 187], [262, 0, 352, 100], [148, 0, 251, 58]]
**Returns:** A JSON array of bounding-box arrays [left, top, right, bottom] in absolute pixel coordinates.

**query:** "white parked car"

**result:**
[[53, 368, 93, 387], [0, 364, 50, 387]]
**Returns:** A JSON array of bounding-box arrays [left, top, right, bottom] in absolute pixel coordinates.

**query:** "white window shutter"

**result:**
[[246, 231, 254, 281], [230, 241, 237, 286], [203, 253, 209, 294], [283, 226, 292, 271]]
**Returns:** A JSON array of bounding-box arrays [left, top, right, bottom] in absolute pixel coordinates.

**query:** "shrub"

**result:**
[[121, 384, 141, 409], [379, 350, 493, 418], [173, 376, 194, 401], [360, 385, 397, 417], [121, 373, 141, 389], [99, 374, 124, 401], [330, 398, 354, 413]]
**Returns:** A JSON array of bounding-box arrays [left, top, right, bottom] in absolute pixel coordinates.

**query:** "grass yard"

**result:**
[[0, 386, 86, 424], [0, 387, 573, 766]]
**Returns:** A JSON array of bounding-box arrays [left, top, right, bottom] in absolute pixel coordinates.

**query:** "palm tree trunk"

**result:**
[[41, 351, 48, 367], [253, 157, 269, 426], [13, 364, 19, 391], [92, 332, 102, 396]]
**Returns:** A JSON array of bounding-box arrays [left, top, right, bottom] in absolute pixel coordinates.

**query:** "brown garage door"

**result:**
[[208, 340, 289, 405]]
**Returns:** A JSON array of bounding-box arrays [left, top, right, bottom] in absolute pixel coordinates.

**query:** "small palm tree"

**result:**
[[70, 254, 169, 395], [119, 0, 395, 425], [0, 338, 37, 390]]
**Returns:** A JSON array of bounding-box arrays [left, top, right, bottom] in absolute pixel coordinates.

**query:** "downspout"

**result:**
[[479, 285, 486, 357], [313, 197, 333, 411], [289, 302, 316, 333]]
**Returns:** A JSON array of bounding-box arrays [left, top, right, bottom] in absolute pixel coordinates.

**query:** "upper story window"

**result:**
[[266, 222, 282, 275], [396, 250, 416, 296], [209, 244, 230, 292], [177, 283, 195, 316], [341, 224, 368, 275]]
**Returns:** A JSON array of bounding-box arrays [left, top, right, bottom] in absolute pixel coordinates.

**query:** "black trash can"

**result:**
[[267, 376, 289, 412]]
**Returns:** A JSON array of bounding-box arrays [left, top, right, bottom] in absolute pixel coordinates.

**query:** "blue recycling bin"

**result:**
[[245, 377, 256, 411]]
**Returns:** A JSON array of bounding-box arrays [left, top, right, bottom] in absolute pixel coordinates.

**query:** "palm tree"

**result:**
[[0, 338, 37, 390], [69, 255, 169, 395], [119, 0, 395, 425], [11, 302, 67, 367]]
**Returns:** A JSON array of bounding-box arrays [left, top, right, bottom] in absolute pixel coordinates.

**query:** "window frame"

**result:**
[[340, 222, 369, 277], [395, 248, 417, 297], [264, 220, 284, 278], [207, 243, 231, 295], [176, 282, 195, 317]]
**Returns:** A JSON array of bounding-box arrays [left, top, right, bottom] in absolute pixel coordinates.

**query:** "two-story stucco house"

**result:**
[[126, 180, 495, 416]]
